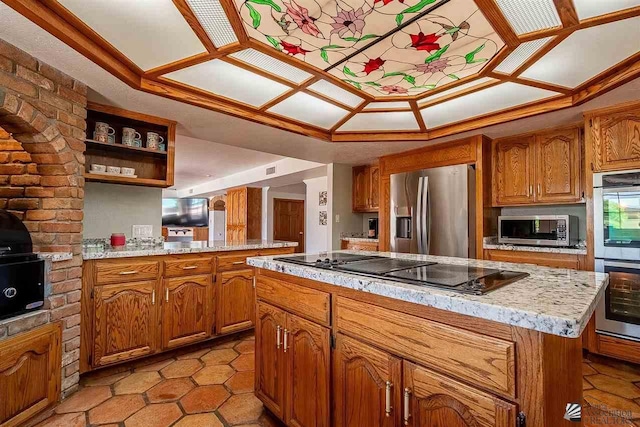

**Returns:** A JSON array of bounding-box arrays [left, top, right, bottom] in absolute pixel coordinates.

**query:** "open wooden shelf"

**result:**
[[84, 102, 176, 188]]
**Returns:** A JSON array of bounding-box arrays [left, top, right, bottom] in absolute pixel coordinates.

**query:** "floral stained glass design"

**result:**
[[235, 0, 504, 97]]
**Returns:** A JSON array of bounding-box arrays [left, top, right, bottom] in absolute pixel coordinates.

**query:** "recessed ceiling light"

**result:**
[[186, 0, 238, 47], [495, 0, 561, 35]]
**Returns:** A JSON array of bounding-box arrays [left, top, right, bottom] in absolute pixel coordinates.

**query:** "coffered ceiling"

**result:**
[[5, 0, 640, 142]]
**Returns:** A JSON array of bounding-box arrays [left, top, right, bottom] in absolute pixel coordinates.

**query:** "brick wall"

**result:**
[[0, 38, 86, 396]]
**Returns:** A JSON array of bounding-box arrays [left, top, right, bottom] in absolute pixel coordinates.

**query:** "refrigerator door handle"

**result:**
[[416, 176, 424, 254], [423, 176, 430, 255]]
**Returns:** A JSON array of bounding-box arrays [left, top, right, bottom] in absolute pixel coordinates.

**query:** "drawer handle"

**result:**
[[151, 290, 155, 305], [165, 288, 169, 303], [182, 265, 198, 270], [232, 261, 245, 265], [283, 329, 289, 353], [119, 270, 139, 275], [403, 388, 411, 426], [385, 381, 393, 417], [276, 325, 281, 349]]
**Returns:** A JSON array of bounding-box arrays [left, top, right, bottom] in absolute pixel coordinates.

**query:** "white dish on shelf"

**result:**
[[88, 170, 137, 178]]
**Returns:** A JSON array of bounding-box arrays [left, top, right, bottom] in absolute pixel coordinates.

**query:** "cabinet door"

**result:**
[[353, 166, 369, 212], [333, 334, 401, 427], [536, 128, 581, 203], [216, 269, 255, 334], [162, 274, 213, 349], [594, 109, 640, 171], [0, 323, 61, 427], [285, 313, 330, 427], [93, 281, 157, 367], [404, 361, 516, 427], [370, 165, 380, 210], [256, 301, 286, 420], [493, 137, 535, 206]]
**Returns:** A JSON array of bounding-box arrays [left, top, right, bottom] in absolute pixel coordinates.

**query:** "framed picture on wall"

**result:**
[[319, 211, 327, 226], [319, 191, 327, 206]]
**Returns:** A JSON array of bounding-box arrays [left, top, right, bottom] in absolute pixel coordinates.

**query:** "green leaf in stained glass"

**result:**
[[395, 13, 404, 26], [265, 35, 281, 50], [403, 75, 416, 85], [246, 3, 261, 28], [322, 45, 344, 49], [344, 79, 362, 90], [364, 82, 381, 87], [413, 84, 437, 89], [342, 34, 378, 42], [246, 0, 282, 12], [400, 0, 436, 14], [343, 66, 357, 77], [464, 43, 485, 64], [382, 71, 406, 78], [445, 26, 460, 34], [447, 74, 459, 80], [320, 49, 329, 63], [424, 45, 449, 63]]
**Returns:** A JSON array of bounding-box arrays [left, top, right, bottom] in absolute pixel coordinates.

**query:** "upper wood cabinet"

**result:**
[[226, 187, 262, 241], [333, 333, 402, 427], [0, 323, 61, 427], [492, 126, 583, 206], [587, 103, 640, 172], [93, 280, 158, 367], [162, 274, 213, 349], [216, 269, 255, 335], [404, 361, 516, 427], [353, 164, 379, 212]]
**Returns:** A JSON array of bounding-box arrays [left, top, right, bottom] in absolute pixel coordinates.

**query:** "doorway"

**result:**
[[273, 198, 305, 253]]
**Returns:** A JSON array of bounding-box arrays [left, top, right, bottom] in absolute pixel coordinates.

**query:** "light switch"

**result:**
[[335, 214, 340, 223], [132, 225, 153, 238]]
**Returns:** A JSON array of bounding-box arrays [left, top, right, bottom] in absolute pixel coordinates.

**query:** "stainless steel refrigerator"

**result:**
[[390, 164, 476, 258]]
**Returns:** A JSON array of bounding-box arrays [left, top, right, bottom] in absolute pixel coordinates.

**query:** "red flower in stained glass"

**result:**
[[363, 57, 385, 75], [374, 0, 404, 5], [281, 41, 310, 56], [410, 32, 441, 52]]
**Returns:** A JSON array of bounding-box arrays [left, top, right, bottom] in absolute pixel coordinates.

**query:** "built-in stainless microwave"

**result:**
[[498, 215, 579, 247]]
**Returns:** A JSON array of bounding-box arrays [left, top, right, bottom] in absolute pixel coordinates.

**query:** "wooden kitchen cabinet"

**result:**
[[587, 102, 640, 172], [93, 280, 158, 367], [404, 361, 516, 427], [226, 187, 262, 241], [483, 249, 586, 270], [285, 313, 330, 427], [353, 164, 379, 212], [256, 301, 287, 419], [162, 274, 213, 349], [492, 126, 582, 206], [216, 269, 255, 334], [0, 323, 61, 427], [333, 333, 402, 427]]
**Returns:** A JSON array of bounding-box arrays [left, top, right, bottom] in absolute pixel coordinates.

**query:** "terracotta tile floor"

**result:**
[[30, 333, 640, 427]]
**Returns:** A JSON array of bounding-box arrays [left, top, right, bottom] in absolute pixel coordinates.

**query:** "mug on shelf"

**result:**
[[122, 127, 141, 146], [121, 167, 135, 176], [94, 122, 115, 143], [146, 132, 164, 150], [107, 166, 121, 174], [90, 164, 106, 173]]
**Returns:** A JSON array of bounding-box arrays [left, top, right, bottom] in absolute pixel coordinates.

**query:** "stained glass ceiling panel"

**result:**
[[234, 0, 449, 70], [327, 0, 504, 96]]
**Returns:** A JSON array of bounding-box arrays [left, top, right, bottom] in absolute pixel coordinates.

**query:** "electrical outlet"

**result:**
[[132, 225, 153, 238]]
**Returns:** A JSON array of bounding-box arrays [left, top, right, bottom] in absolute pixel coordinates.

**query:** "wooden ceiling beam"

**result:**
[[410, 101, 427, 132], [573, 51, 640, 105], [487, 72, 572, 95], [510, 33, 570, 77], [173, 0, 217, 52], [145, 52, 214, 78], [259, 89, 298, 111], [553, 0, 580, 29], [329, 101, 367, 133], [221, 56, 297, 88], [218, 0, 250, 43], [473, 0, 520, 47], [577, 5, 640, 30], [417, 80, 502, 109]]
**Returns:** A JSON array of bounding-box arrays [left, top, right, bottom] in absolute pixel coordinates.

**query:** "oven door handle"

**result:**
[[602, 186, 640, 194], [602, 260, 640, 270]]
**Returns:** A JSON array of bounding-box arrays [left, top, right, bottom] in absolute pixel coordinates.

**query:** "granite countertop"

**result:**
[[38, 252, 73, 262], [83, 240, 298, 260], [483, 237, 587, 255], [247, 251, 608, 338], [342, 237, 379, 243]]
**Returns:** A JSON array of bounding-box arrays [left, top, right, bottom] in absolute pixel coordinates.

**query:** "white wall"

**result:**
[[327, 164, 363, 250], [84, 182, 163, 238], [304, 176, 328, 253]]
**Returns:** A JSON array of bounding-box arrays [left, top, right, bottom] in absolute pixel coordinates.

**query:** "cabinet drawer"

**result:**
[[483, 249, 583, 270], [164, 257, 213, 278], [256, 275, 330, 327], [217, 252, 259, 271], [335, 297, 515, 397], [95, 260, 160, 285]]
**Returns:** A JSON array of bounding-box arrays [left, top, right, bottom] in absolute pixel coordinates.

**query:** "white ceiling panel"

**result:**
[[521, 17, 640, 88], [574, 0, 640, 20], [495, 0, 561, 34], [421, 83, 558, 128], [494, 37, 553, 74], [364, 102, 411, 110], [165, 60, 289, 107], [230, 49, 312, 84], [58, 0, 206, 70], [187, 0, 238, 47], [339, 112, 419, 131], [307, 81, 364, 108], [418, 78, 496, 106], [268, 93, 349, 129]]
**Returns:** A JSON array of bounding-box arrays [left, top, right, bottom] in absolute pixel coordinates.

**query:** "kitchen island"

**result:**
[[247, 251, 608, 427], [80, 240, 296, 373]]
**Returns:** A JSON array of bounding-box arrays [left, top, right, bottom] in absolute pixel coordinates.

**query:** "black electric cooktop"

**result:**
[[279, 253, 528, 295]]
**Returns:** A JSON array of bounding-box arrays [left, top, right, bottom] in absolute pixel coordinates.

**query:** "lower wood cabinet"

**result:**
[[217, 269, 255, 334], [333, 333, 401, 427], [483, 249, 585, 270], [0, 323, 61, 427], [162, 274, 214, 349], [93, 281, 157, 367], [256, 301, 330, 427]]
